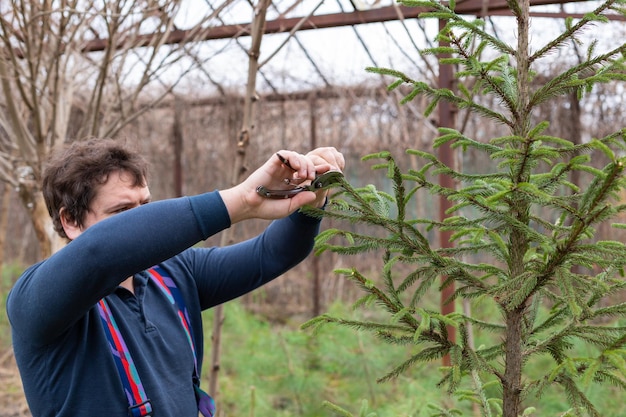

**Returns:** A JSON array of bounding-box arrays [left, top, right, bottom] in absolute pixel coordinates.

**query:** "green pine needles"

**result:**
[[303, 0, 626, 416]]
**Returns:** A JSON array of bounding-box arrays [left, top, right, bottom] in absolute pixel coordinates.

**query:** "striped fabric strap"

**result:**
[[148, 266, 215, 417], [147, 266, 216, 417], [97, 298, 153, 417], [97, 266, 216, 417]]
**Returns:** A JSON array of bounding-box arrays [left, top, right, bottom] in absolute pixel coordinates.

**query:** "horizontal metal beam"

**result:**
[[82, 0, 594, 52]]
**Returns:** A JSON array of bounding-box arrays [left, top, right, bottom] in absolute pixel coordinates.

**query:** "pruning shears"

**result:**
[[256, 153, 344, 199]]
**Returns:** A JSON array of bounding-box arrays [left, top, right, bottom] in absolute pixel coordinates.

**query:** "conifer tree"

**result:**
[[304, 0, 626, 416]]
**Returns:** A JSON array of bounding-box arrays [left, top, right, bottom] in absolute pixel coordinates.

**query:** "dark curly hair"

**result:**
[[43, 138, 149, 239]]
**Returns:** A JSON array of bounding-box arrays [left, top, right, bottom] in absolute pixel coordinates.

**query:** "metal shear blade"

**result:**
[[256, 170, 344, 199]]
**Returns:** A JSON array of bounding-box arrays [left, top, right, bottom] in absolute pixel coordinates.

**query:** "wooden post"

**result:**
[[309, 94, 321, 317], [209, 0, 272, 401], [173, 98, 184, 198]]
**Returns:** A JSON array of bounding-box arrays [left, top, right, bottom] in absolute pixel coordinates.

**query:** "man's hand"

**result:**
[[303, 147, 345, 207], [219, 147, 345, 223]]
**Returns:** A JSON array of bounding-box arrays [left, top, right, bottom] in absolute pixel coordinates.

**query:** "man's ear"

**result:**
[[59, 208, 82, 240]]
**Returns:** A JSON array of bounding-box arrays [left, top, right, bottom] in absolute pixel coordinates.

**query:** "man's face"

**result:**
[[62, 170, 151, 240]]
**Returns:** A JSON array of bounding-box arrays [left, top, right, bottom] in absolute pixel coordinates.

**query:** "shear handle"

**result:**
[[255, 186, 304, 199]]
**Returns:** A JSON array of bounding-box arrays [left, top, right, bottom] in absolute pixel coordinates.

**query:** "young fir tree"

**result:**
[[303, 0, 626, 416]]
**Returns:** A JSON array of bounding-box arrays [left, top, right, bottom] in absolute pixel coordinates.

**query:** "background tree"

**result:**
[[209, 0, 272, 399], [0, 0, 213, 257], [305, 0, 626, 416]]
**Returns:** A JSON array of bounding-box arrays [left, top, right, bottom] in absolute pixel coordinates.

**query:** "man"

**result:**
[[7, 138, 345, 417]]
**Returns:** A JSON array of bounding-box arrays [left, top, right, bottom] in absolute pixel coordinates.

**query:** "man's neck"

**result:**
[[119, 277, 134, 294]]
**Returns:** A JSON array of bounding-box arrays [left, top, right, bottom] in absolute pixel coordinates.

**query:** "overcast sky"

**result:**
[[134, 0, 624, 97]]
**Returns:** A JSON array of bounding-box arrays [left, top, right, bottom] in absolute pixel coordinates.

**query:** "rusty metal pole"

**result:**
[[438, 18, 456, 367]]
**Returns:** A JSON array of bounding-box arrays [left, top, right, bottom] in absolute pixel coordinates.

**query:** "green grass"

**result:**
[[201, 299, 626, 417], [202, 301, 467, 417], [0, 262, 23, 347], [0, 262, 450, 416], [2, 263, 625, 417]]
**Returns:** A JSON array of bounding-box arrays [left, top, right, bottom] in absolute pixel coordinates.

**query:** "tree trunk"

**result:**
[[0, 184, 10, 271], [502, 306, 524, 417], [209, 0, 271, 400], [309, 95, 321, 317], [501, 0, 531, 413], [18, 188, 65, 259]]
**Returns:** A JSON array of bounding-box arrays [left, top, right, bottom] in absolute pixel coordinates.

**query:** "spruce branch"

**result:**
[[400, 0, 515, 56], [529, 0, 620, 63], [322, 401, 354, 417], [377, 347, 448, 384], [367, 66, 511, 126], [301, 314, 411, 337], [530, 41, 626, 108], [555, 373, 601, 417], [446, 31, 519, 119]]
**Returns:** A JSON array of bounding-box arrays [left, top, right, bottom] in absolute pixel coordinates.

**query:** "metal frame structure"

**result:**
[[83, 1, 624, 51], [80, 0, 625, 356]]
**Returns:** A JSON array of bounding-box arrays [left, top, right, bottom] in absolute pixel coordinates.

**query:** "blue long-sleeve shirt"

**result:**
[[7, 191, 321, 417]]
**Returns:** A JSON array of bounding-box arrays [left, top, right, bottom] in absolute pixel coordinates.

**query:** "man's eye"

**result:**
[[114, 207, 130, 214]]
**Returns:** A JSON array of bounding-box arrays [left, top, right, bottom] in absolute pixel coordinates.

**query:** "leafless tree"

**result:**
[[0, 0, 218, 258]]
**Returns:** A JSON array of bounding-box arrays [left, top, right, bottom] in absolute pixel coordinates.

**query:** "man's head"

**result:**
[[43, 138, 150, 240]]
